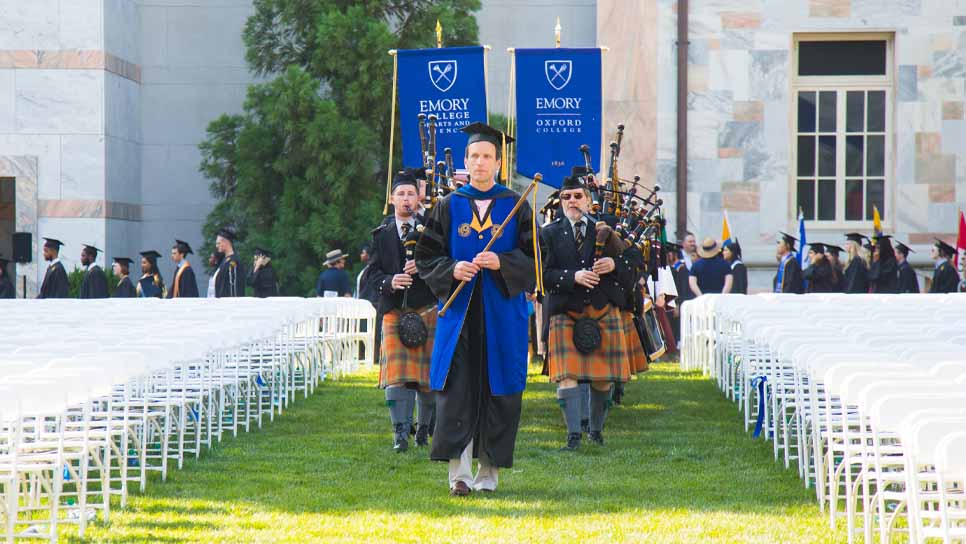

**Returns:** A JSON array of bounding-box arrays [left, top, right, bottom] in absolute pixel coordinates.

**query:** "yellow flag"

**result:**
[[721, 210, 732, 242], [873, 205, 882, 237]]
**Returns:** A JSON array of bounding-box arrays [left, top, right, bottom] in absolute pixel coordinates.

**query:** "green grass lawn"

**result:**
[[64, 362, 846, 543]]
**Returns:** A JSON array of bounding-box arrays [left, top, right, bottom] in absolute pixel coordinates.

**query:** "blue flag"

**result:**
[[514, 48, 602, 188], [797, 208, 807, 269], [396, 47, 488, 168]]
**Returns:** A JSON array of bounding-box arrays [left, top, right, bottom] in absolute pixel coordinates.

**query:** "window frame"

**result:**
[[790, 32, 895, 230]]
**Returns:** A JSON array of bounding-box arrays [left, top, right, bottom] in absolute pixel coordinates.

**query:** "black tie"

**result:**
[[575, 220, 586, 253]]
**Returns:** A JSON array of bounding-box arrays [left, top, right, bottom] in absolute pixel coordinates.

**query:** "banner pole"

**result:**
[[599, 46, 607, 178], [384, 50, 398, 215], [436, 20, 442, 48], [483, 45, 491, 125], [555, 17, 561, 48]]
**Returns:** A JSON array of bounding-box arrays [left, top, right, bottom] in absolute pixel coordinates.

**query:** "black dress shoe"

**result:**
[[415, 425, 430, 447], [588, 431, 604, 445], [450, 481, 471, 497], [559, 432, 581, 451], [393, 423, 409, 453]]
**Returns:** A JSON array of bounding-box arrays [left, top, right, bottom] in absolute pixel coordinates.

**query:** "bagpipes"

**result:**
[[417, 113, 464, 209], [397, 217, 429, 348]]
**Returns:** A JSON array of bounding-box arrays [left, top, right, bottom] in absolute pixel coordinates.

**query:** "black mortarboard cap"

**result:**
[[894, 241, 913, 255], [825, 244, 844, 255], [43, 237, 64, 250], [140, 250, 161, 261], [935, 238, 956, 256], [254, 247, 273, 258], [462, 122, 514, 149], [808, 242, 826, 254], [216, 227, 237, 242], [845, 232, 868, 244], [778, 231, 798, 249], [113, 257, 133, 266], [175, 239, 193, 255], [83, 244, 101, 255], [391, 170, 419, 191]]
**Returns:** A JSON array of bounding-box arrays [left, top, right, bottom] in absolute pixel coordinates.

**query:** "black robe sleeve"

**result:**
[[113, 277, 136, 298], [416, 196, 457, 300], [367, 225, 397, 298], [39, 262, 70, 299], [248, 267, 279, 297], [0, 276, 14, 299], [539, 223, 577, 294], [931, 262, 960, 293], [182, 267, 200, 298], [898, 263, 920, 294], [81, 267, 109, 299], [782, 258, 804, 294]]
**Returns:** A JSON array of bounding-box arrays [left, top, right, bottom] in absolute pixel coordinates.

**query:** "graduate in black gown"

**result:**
[[214, 228, 245, 297], [722, 240, 747, 294], [895, 241, 920, 294], [247, 247, 279, 297], [0, 255, 14, 299], [868, 235, 899, 294], [825, 244, 846, 292], [415, 122, 535, 497], [136, 250, 166, 298], [38, 238, 70, 299], [78, 244, 109, 299], [167, 239, 199, 298], [112, 257, 136, 298], [802, 243, 838, 293], [930, 238, 960, 293], [843, 233, 870, 294], [773, 232, 803, 294]]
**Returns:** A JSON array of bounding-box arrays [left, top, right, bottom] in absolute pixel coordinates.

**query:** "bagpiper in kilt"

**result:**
[[540, 169, 635, 451], [367, 169, 438, 453]]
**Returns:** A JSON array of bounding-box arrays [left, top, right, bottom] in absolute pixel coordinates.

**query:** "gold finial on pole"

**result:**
[[436, 19, 443, 48], [554, 17, 561, 48]]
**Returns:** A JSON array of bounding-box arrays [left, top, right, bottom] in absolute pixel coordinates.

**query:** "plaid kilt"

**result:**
[[622, 311, 650, 374], [379, 305, 437, 388], [548, 304, 631, 383]]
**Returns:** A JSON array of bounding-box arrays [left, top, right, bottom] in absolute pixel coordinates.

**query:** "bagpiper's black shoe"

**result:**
[[588, 431, 604, 446], [393, 423, 409, 453], [559, 432, 581, 452], [580, 418, 590, 435], [415, 424, 430, 447], [410, 424, 417, 436], [612, 384, 624, 405]]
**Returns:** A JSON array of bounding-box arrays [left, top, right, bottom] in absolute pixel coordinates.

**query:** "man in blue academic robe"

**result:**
[[416, 122, 535, 497]]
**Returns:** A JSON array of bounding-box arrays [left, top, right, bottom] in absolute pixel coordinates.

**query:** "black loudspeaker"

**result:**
[[12, 232, 31, 263]]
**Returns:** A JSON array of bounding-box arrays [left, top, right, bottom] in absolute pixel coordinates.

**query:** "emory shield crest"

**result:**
[[428, 60, 458, 92], [545, 60, 572, 91]]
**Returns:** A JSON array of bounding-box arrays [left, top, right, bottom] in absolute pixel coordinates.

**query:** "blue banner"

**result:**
[[397, 46, 488, 168], [514, 48, 602, 189]]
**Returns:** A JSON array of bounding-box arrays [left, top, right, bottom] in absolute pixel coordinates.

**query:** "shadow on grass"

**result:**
[[101, 362, 817, 525]]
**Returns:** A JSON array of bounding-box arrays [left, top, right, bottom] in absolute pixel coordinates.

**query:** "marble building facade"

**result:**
[[600, 0, 966, 287], [0, 0, 253, 296]]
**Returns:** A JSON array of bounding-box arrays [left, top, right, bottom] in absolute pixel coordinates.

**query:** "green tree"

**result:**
[[199, 0, 481, 295]]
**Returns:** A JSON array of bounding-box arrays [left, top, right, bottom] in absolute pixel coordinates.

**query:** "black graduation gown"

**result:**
[[215, 254, 245, 297], [415, 190, 535, 468], [803, 258, 838, 293], [113, 277, 136, 298], [773, 255, 804, 294], [79, 265, 109, 299], [673, 262, 693, 303], [0, 275, 14, 299], [897, 260, 920, 294], [247, 265, 279, 298], [168, 264, 200, 298], [868, 257, 898, 294], [844, 258, 870, 294], [729, 261, 748, 294], [930, 261, 960, 293], [137, 274, 165, 298], [38, 261, 69, 299]]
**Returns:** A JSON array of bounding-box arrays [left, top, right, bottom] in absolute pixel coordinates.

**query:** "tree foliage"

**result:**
[[199, 0, 481, 295]]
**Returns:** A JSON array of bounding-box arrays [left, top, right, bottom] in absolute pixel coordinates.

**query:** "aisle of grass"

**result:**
[[64, 362, 845, 543]]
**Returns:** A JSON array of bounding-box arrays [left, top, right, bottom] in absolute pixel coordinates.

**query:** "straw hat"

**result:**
[[696, 237, 721, 259], [323, 249, 348, 266]]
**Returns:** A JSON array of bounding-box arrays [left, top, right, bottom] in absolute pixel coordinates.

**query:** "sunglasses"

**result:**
[[560, 192, 584, 201]]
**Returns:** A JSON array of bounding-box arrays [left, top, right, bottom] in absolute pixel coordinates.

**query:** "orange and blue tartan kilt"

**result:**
[[379, 305, 437, 388], [622, 311, 650, 374], [548, 304, 631, 383]]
